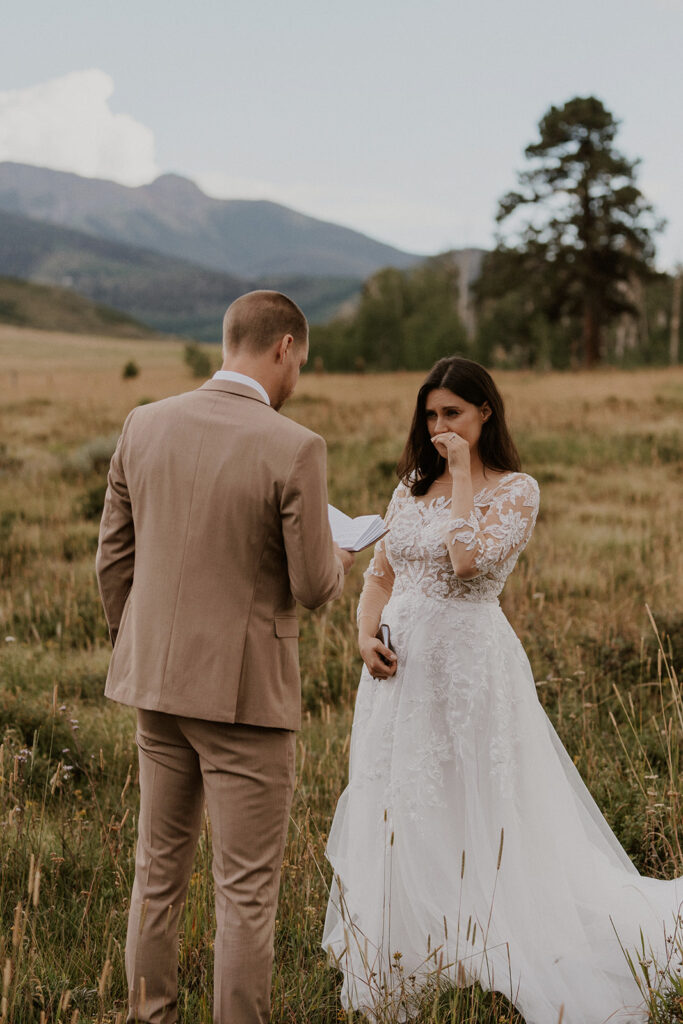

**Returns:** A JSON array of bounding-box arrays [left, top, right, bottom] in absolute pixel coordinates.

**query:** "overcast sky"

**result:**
[[1, 0, 681, 268]]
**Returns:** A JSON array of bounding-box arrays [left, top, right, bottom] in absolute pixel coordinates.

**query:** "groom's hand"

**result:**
[[333, 543, 355, 575]]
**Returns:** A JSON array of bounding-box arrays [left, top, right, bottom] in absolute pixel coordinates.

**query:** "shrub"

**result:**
[[76, 483, 108, 522], [183, 342, 212, 378], [63, 434, 118, 478], [122, 360, 140, 379]]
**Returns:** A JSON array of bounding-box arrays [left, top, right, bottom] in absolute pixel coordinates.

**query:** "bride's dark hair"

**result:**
[[397, 356, 521, 497]]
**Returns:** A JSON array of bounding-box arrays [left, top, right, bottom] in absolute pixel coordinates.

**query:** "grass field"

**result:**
[[1, 324, 682, 1023]]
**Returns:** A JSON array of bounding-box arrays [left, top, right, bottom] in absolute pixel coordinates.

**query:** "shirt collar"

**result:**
[[212, 370, 270, 406]]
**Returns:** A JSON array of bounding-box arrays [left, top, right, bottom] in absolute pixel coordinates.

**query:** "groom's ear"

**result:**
[[274, 334, 294, 364]]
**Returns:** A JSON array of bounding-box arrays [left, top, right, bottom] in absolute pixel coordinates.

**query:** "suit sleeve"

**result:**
[[95, 411, 136, 645], [280, 432, 344, 610]]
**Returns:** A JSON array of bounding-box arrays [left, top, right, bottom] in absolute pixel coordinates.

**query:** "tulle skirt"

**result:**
[[322, 590, 682, 1024]]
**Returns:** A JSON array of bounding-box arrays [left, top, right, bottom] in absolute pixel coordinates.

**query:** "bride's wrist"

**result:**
[[450, 465, 471, 489], [358, 627, 377, 650], [358, 615, 377, 638]]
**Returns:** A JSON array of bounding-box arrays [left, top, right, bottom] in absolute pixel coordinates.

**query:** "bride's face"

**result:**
[[425, 388, 490, 456]]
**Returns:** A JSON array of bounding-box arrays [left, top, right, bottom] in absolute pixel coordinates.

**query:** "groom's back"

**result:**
[[97, 379, 341, 729]]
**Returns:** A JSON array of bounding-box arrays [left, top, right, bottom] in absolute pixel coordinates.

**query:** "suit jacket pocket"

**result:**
[[274, 616, 299, 638]]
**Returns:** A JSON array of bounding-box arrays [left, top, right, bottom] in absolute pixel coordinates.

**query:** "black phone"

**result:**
[[375, 623, 395, 666]]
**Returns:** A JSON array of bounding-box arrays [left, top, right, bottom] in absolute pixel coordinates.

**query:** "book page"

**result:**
[[328, 505, 387, 552]]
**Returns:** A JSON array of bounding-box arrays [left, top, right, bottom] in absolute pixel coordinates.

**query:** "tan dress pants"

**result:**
[[126, 709, 296, 1024]]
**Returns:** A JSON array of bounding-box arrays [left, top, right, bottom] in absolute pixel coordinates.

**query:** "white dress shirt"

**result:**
[[212, 370, 270, 405]]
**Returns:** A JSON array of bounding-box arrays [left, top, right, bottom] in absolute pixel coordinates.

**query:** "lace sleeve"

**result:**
[[446, 474, 539, 577], [356, 483, 403, 630]]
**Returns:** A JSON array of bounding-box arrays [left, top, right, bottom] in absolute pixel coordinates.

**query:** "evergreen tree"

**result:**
[[311, 255, 469, 371], [481, 96, 663, 366]]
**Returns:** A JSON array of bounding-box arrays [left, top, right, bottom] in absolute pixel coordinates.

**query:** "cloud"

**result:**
[[0, 70, 159, 185]]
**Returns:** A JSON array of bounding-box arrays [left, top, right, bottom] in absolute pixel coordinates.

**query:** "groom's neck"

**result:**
[[221, 352, 266, 380], [220, 352, 280, 407]]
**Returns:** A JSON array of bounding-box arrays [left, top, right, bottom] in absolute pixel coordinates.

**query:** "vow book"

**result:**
[[328, 505, 388, 552]]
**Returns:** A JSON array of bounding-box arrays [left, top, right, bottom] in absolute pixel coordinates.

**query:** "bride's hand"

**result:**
[[432, 430, 470, 474], [359, 636, 398, 681]]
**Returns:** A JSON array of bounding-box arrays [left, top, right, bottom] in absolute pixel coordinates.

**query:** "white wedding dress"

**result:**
[[323, 473, 682, 1024]]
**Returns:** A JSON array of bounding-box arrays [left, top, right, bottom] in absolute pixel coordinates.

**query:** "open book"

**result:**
[[328, 505, 388, 553]]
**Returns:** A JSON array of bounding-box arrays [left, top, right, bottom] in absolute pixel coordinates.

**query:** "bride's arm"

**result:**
[[357, 488, 400, 679], [357, 541, 397, 679], [357, 540, 395, 641], [445, 473, 540, 579]]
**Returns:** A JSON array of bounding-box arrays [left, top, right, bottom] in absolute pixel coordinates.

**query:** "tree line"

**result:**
[[310, 97, 681, 372]]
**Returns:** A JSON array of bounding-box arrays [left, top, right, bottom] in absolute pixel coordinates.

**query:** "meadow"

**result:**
[[0, 324, 682, 1023]]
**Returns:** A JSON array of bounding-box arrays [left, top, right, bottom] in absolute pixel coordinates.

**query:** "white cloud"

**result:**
[[0, 70, 159, 185]]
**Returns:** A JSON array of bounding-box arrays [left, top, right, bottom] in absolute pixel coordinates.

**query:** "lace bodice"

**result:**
[[362, 472, 539, 607]]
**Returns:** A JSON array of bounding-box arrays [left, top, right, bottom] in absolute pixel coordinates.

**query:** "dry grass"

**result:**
[[0, 324, 682, 1022]]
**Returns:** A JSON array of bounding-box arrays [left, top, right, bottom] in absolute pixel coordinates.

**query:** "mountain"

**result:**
[[0, 209, 363, 338], [0, 209, 248, 340], [0, 162, 420, 279], [0, 276, 159, 338]]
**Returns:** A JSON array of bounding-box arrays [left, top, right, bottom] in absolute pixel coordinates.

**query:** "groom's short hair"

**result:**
[[223, 291, 308, 356]]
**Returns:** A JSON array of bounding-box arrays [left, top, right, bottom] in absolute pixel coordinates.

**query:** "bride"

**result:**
[[322, 356, 682, 1024]]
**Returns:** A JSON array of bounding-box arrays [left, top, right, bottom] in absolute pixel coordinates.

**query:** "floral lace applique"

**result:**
[[446, 475, 539, 576], [372, 474, 539, 605]]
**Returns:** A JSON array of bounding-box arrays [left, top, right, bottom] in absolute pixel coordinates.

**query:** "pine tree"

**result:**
[[484, 96, 663, 366]]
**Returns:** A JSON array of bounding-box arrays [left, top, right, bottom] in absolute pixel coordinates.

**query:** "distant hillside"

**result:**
[[0, 162, 421, 279], [0, 209, 363, 339], [0, 209, 248, 340], [0, 276, 159, 338]]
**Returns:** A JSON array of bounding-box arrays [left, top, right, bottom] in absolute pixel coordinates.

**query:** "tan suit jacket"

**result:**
[[96, 379, 344, 731]]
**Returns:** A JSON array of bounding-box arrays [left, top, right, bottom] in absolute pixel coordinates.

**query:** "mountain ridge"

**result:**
[[0, 208, 363, 338], [0, 162, 421, 279]]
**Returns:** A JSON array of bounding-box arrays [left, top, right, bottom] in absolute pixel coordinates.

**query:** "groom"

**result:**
[[96, 290, 354, 1024]]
